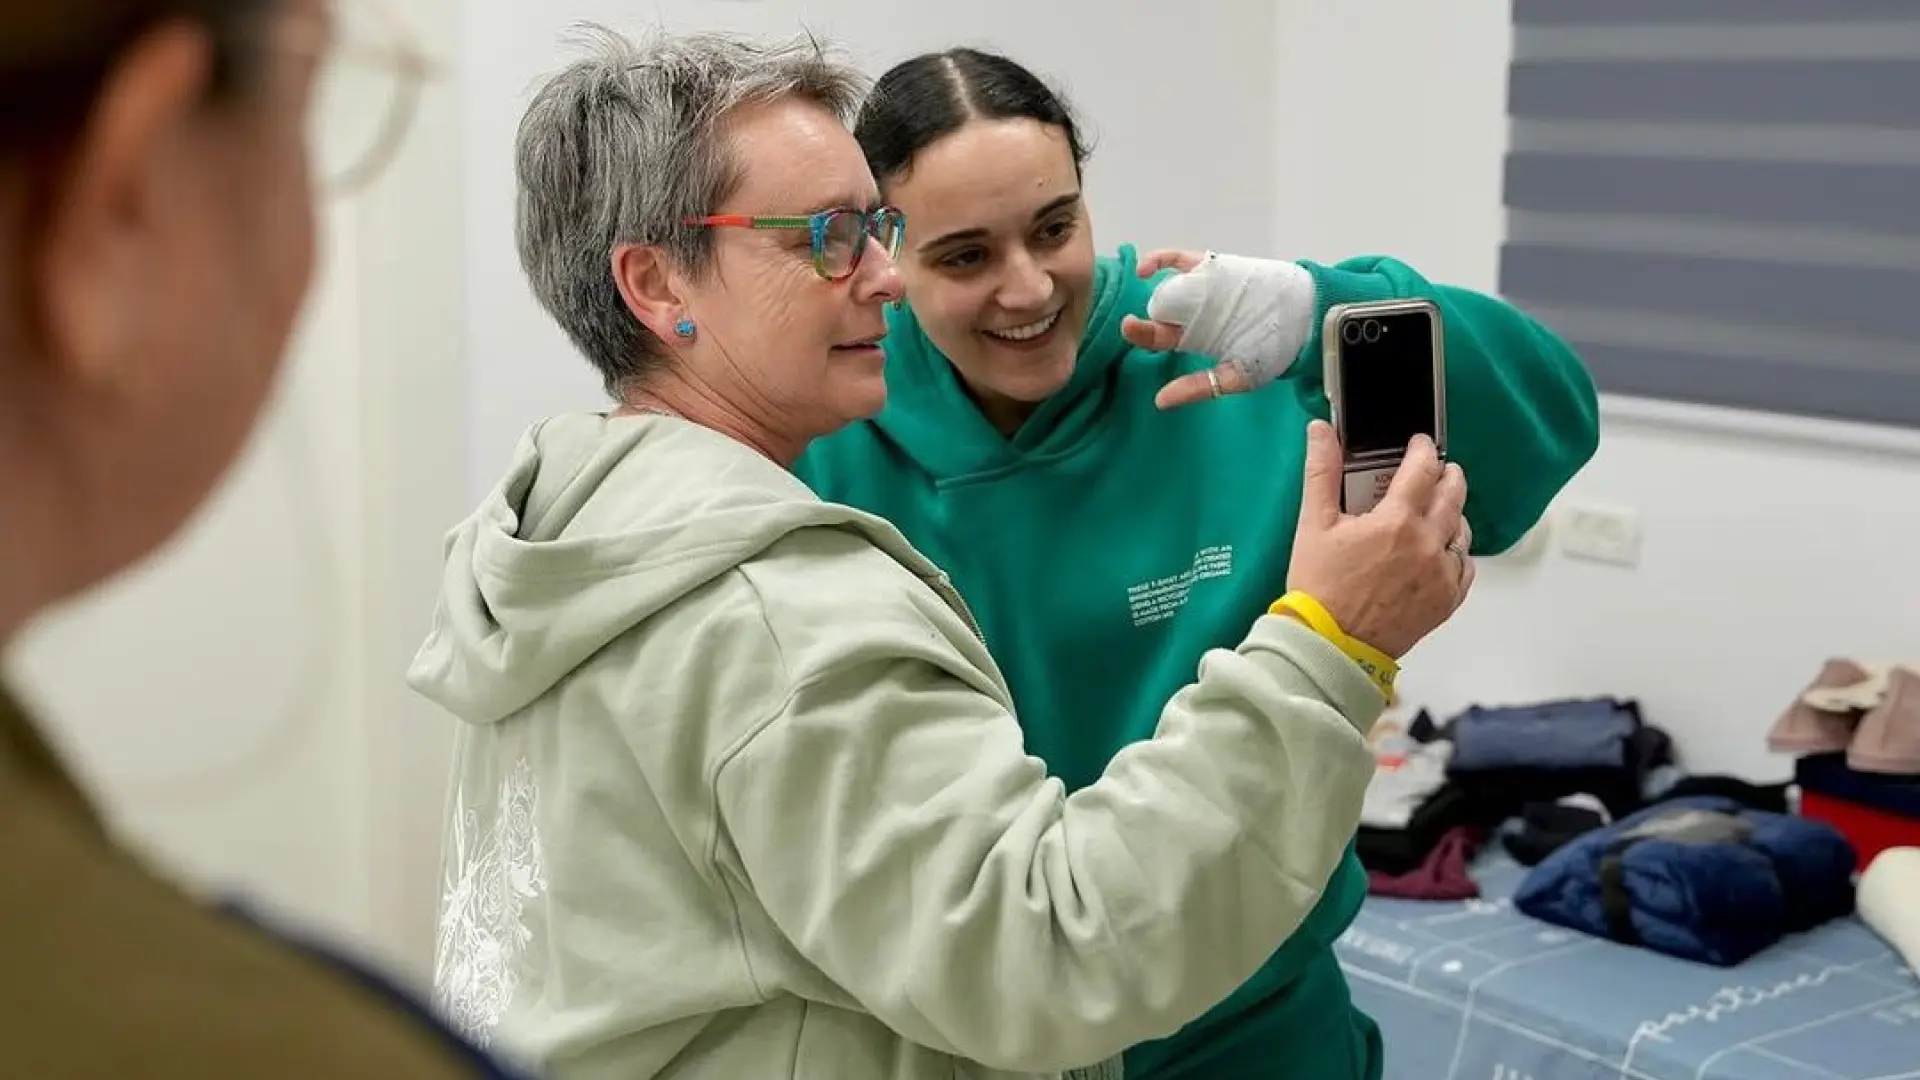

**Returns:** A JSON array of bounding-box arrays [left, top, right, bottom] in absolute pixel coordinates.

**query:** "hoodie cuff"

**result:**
[[1289, 261, 1405, 394]]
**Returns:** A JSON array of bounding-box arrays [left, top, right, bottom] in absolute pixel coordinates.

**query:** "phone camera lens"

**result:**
[[1342, 321, 1363, 345], [1362, 319, 1381, 343]]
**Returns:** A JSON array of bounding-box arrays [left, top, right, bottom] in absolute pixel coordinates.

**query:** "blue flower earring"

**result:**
[[673, 317, 697, 340]]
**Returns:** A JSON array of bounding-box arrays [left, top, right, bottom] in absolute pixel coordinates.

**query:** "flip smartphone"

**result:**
[[1321, 299, 1447, 514]]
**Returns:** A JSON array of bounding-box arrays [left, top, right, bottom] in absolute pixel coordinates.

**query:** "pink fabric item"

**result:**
[[1850, 666, 1920, 775], [1769, 658, 1870, 755], [1366, 826, 1484, 901]]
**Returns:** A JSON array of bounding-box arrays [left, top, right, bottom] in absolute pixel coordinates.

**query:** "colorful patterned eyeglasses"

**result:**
[[685, 206, 906, 281]]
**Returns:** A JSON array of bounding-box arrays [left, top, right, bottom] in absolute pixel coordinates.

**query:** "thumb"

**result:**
[[1299, 420, 1345, 525], [1121, 314, 1185, 353]]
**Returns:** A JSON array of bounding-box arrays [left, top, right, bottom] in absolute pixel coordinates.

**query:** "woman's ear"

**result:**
[[35, 21, 212, 393], [610, 243, 687, 344]]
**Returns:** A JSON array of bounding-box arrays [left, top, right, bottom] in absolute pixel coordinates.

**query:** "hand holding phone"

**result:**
[[1321, 299, 1447, 513], [1286, 421, 1474, 659]]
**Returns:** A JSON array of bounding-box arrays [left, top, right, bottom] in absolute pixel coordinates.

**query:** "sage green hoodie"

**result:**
[[407, 411, 1386, 1080]]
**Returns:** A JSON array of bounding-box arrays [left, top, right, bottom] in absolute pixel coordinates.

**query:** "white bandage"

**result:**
[[1144, 252, 1317, 388]]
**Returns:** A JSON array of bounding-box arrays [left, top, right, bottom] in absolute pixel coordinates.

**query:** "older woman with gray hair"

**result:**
[[411, 24, 1475, 1080]]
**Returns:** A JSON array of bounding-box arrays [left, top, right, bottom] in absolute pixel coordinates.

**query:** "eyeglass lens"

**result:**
[[821, 209, 905, 278], [304, 0, 428, 194]]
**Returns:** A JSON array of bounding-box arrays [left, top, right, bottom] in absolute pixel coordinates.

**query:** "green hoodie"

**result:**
[[793, 245, 1601, 1080]]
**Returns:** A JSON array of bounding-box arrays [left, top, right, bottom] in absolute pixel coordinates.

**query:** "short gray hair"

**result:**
[[513, 24, 869, 394]]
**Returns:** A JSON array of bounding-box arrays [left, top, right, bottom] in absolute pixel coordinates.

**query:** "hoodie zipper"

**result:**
[[923, 572, 987, 646]]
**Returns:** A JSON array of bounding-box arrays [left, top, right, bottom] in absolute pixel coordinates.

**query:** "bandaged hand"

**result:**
[[1121, 249, 1318, 409]]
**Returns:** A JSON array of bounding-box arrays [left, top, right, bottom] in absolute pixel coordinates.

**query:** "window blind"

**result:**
[[1500, 0, 1920, 429]]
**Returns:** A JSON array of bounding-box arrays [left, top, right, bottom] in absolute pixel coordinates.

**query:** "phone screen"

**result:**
[[1336, 310, 1438, 456]]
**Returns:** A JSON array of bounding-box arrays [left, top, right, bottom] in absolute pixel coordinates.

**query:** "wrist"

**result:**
[[1268, 590, 1398, 699]]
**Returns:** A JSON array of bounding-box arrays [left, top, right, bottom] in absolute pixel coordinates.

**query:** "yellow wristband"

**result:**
[[1268, 591, 1399, 699]]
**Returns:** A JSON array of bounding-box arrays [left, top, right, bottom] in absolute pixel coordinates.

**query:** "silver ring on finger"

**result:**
[[1206, 368, 1222, 399]]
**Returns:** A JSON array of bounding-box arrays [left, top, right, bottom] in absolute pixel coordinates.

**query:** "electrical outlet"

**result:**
[[1557, 503, 1643, 567]]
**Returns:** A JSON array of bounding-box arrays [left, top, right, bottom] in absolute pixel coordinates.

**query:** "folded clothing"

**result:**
[[1794, 753, 1920, 868], [1362, 738, 1453, 829], [1368, 826, 1484, 901], [1358, 784, 1472, 876], [1498, 788, 1775, 868], [1642, 763, 1685, 801], [1513, 795, 1856, 966], [1799, 788, 1920, 873], [1501, 797, 1611, 866], [1796, 752, 1920, 818], [1654, 774, 1790, 813], [1449, 698, 1642, 772], [1448, 724, 1672, 827]]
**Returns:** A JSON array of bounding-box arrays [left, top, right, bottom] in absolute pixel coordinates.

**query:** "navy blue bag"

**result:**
[[1512, 795, 1856, 966]]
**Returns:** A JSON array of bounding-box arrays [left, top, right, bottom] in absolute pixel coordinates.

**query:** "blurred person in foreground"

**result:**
[[410, 24, 1474, 1080], [0, 0, 529, 1075]]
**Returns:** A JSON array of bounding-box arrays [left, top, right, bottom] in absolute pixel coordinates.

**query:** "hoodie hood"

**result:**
[[408, 412, 874, 725], [871, 243, 1166, 481]]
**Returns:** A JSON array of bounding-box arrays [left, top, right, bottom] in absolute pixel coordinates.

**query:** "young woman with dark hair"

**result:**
[[795, 45, 1602, 1080]]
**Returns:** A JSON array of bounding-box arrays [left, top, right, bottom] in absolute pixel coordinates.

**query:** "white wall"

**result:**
[[351, 0, 471, 977], [461, 0, 1283, 495], [1271, 0, 1920, 782]]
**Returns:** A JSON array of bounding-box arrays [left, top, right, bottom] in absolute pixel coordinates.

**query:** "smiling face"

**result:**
[[883, 117, 1095, 433]]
